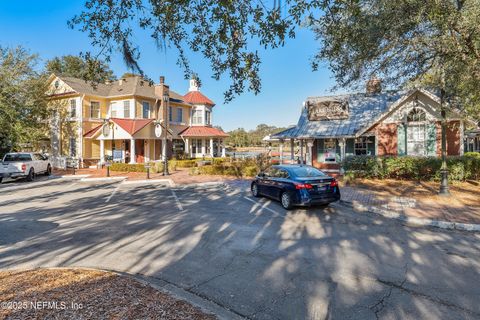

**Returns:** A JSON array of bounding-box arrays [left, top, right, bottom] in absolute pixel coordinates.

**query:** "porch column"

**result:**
[[209, 138, 214, 157], [130, 139, 136, 164], [145, 140, 150, 162], [307, 140, 313, 166], [201, 139, 206, 156], [340, 138, 346, 161], [300, 139, 304, 164], [100, 139, 105, 164], [221, 140, 226, 157], [185, 138, 190, 156], [217, 139, 221, 156], [279, 139, 284, 164], [290, 138, 294, 163]]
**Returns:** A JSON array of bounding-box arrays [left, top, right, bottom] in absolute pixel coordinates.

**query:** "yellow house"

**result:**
[[46, 74, 228, 167]]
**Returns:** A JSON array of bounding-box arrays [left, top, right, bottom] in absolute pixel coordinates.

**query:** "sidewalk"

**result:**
[[341, 179, 480, 227], [54, 167, 241, 186]]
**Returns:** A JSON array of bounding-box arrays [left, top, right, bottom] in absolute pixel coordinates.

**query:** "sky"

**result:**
[[0, 1, 343, 131]]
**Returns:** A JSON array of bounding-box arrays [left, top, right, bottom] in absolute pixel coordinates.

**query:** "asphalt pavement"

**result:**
[[0, 177, 479, 319]]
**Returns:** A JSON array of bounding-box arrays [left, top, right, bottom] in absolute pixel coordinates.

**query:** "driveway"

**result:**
[[0, 178, 479, 319]]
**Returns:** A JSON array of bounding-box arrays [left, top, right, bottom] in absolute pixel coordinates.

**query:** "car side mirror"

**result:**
[[258, 172, 266, 178]]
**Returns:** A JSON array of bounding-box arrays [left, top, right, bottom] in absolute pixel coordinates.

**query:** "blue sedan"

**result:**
[[251, 165, 341, 210]]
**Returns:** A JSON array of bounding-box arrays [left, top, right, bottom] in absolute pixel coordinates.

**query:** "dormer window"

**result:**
[[206, 110, 211, 125], [192, 109, 203, 125]]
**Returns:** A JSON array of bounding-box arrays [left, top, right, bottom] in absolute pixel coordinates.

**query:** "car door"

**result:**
[[34, 154, 45, 172], [257, 167, 275, 197], [269, 169, 290, 200]]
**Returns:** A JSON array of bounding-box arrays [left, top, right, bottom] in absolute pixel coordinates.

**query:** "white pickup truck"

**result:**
[[0, 152, 52, 183]]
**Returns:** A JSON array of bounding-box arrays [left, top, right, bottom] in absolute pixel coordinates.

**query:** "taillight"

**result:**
[[21, 164, 26, 172], [330, 179, 338, 187], [295, 183, 313, 190]]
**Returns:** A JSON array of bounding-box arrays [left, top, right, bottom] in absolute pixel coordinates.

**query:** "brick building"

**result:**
[[273, 80, 466, 172]]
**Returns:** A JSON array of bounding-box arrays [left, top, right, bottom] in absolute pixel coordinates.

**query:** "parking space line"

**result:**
[[105, 181, 123, 203], [170, 189, 184, 211], [243, 196, 284, 217]]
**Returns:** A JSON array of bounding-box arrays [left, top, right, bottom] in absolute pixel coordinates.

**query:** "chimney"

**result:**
[[366, 77, 382, 95], [119, 78, 125, 86], [159, 76, 165, 84]]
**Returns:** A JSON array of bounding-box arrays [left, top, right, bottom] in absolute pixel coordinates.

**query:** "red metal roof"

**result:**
[[183, 91, 215, 106], [111, 118, 154, 135], [83, 124, 102, 138], [179, 126, 229, 137]]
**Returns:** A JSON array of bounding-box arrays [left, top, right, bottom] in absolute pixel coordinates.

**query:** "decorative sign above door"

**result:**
[[307, 99, 349, 121]]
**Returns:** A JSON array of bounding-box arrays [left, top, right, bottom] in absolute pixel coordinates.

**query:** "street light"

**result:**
[[162, 91, 170, 176]]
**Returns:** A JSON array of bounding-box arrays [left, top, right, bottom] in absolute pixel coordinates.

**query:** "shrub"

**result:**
[[175, 159, 197, 168], [243, 166, 258, 177], [110, 163, 147, 172], [342, 154, 480, 181]]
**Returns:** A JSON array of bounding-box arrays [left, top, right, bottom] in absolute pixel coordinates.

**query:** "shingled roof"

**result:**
[[57, 75, 187, 103], [273, 90, 408, 139]]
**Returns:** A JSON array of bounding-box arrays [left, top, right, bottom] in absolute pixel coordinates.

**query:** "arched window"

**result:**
[[407, 108, 426, 122]]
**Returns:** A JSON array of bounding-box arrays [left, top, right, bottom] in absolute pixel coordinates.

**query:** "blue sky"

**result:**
[[0, 1, 342, 131]]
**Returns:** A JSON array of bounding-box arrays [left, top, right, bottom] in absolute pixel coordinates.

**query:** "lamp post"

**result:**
[[439, 87, 450, 196], [162, 90, 170, 176]]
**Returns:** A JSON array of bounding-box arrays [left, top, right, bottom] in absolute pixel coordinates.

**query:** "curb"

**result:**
[[340, 199, 480, 232], [79, 176, 127, 182], [122, 179, 175, 187], [52, 174, 92, 179], [1, 266, 244, 320], [174, 181, 226, 189]]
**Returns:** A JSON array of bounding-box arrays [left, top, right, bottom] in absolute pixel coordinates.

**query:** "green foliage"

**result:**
[[46, 55, 115, 82], [225, 124, 290, 147], [311, 0, 480, 120], [342, 155, 480, 181], [69, 1, 324, 102], [0, 46, 50, 155], [189, 156, 268, 178]]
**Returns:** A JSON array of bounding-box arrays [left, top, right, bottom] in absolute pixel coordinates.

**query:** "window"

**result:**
[[407, 124, 426, 156], [192, 109, 203, 124], [407, 108, 426, 122], [123, 101, 130, 118], [323, 139, 337, 163], [290, 167, 326, 178], [110, 102, 117, 118], [176, 107, 183, 123], [69, 99, 76, 118], [90, 101, 100, 119], [206, 111, 211, 125], [142, 101, 150, 118], [3, 154, 32, 162], [169, 106, 173, 122], [354, 136, 375, 155], [69, 138, 76, 157]]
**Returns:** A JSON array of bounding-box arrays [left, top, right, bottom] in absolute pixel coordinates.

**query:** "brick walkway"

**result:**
[[341, 186, 480, 225]]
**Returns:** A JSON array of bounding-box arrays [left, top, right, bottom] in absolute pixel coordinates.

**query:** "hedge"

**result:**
[[190, 162, 259, 177], [342, 152, 480, 181], [110, 161, 176, 173]]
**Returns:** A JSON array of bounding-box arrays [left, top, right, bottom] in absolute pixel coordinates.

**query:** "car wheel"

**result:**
[[45, 165, 52, 176], [281, 192, 293, 210], [0, 178, 2, 184], [26, 168, 35, 182], [251, 183, 261, 197]]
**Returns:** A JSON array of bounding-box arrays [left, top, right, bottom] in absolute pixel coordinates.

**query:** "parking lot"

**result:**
[[1, 177, 480, 319]]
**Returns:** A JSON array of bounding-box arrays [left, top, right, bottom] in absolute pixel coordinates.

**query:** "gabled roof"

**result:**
[[111, 118, 154, 135], [183, 91, 215, 106], [274, 90, 407, 139], [179, 126, 228, 137]]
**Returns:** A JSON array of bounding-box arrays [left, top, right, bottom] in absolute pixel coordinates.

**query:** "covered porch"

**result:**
[[179, 126, 229, 158]]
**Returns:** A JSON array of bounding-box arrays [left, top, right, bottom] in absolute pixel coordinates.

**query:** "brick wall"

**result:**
[[435, 120, 461, 156], [375, 123, 398, 156]]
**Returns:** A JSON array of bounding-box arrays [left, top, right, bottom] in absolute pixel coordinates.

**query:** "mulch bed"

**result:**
[[0, 268, 216, 320]]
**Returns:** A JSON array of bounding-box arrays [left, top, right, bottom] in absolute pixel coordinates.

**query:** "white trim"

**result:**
[[460, 120, 465, 155]]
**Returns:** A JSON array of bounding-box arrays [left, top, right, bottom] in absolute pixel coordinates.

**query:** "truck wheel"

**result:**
[[26, 168, 35, 182], [45, 165, 52, 176]]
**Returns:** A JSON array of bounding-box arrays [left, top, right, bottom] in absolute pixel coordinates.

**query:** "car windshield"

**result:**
[[3, 154, 31, 162], [289, 166, 326, 177]]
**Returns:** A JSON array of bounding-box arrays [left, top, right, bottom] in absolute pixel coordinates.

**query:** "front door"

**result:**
[[136, 140, 145, 163]]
